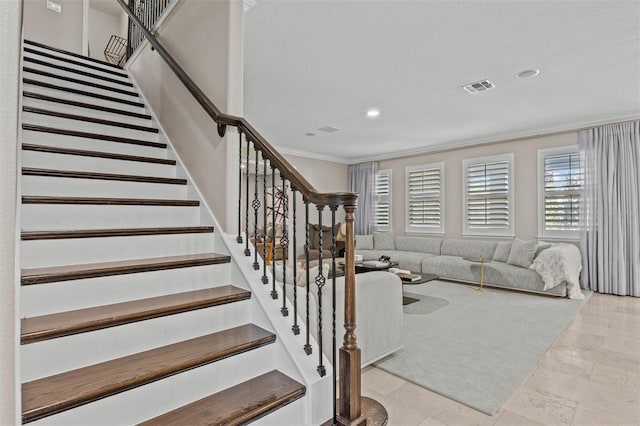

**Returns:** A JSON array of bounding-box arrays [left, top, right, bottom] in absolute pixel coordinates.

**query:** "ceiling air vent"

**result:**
[[462, 80, 495, 94], [318, 125, 341, 133]]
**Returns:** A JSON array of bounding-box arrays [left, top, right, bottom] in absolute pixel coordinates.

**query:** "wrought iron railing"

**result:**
[[115, 1, 386, 423], [125, 0, 173, 59]]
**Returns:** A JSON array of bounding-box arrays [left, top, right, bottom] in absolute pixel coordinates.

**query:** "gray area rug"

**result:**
[[375, 280, 591, 415]]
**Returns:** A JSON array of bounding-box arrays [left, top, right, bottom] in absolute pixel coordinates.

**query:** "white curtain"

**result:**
[[348, 162, 378, 235], [579, 121, 640, 296]]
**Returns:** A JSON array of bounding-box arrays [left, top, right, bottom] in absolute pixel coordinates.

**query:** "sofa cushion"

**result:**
[[421, 256, 480, 282], [390, 251, 436, 272], [374, 232, 395, 250], [507, 238, 538, 268], [484, 262, 565, 295], [394, 236, 442, 255], [355, 234, 374, 250], [440, 239, 497, 259], [309, 224, 334, 251], [535, 240, 553, 259], [493, 242, 512, 262]]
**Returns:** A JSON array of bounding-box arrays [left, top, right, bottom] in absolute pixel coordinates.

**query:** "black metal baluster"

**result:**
[[291, 189, 300, 335], [270, 166, 278, 299], [316, 205, 326, 377], [244, 135, 250, 256], [330, 204, 338, 424], [303, 200, 312, 355], [262, 155, 268, 284], [280, 176, 289, 316], [236, 130, 243, 244], [252, 147, 261, 270]]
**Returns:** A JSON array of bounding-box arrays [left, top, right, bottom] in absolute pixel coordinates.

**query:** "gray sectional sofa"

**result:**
[[355, 233, 567, 296]]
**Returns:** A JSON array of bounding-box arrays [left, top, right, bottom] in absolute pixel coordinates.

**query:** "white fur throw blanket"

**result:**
[[530, 243, 584, 299]]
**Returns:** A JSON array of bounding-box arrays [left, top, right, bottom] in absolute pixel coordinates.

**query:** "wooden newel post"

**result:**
[[338, 205, 388, 426]]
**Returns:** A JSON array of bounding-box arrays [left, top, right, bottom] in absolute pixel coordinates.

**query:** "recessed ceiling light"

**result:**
[[366, 109, 380, 118], [516, 69, 540, 79], [305, 132, 315, 136]]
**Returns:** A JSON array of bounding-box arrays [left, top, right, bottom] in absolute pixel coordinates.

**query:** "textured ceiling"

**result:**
[[243, 0, 640, 163]]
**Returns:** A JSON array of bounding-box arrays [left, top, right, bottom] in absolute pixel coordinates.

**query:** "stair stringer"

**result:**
[[127, 71, 334, 425]]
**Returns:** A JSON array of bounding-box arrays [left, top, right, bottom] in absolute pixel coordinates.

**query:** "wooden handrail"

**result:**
[[115, 0, 357, 208]]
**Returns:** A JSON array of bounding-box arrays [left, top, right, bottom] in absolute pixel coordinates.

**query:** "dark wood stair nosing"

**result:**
[[22, 92, 152, 120], [23, 67, 137, 96], [22, 144, 175, 166], [22, 167, 187, 185], [21, 286, 251, 344], [21, 252, 229, 286], [24, 39, 124, 70], [23, 79, 145, 108], [138, 370, 306, 426], [21, 124, 166, 149], [22, 106, 158, 133], [21, 226, 214, 241], [21, 196, 199, 207], [23, 47, 129, 79], [21, 324, 276, 423]]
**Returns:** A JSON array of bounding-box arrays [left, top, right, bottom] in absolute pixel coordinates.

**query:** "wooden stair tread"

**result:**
[[22, 196, 199, 206], [22, 168, 187, 185], [22, 226, 214, 240], [24, 47, 128, 79], [24, 39, 124, 70], [21, 286, 250, 344], [22, 124, 166, 149], [23, 67, 138, 96], [21, 252, 229, 285], [139, 370, 306, 426], [22, 324, 276, 423], [22, 144, 175, 165], [23, 92, 152, 119], [23, 79, 145, 108], [23, 106, 158, 133]]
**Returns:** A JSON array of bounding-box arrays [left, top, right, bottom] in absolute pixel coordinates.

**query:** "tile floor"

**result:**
[[362, 292, 640, 426]]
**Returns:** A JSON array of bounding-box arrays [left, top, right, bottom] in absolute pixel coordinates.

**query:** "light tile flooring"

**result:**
[[362, 292, 640, 426]]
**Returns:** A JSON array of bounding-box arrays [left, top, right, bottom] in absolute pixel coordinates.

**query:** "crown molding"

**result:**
[[346, 113, 640, 164], [274, 145, 350, 164]]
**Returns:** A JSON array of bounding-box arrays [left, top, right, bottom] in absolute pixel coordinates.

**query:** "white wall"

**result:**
[[23, 0, 84, 53], [379, 132, 579, 240], [128, 0, 243, 232], [0, 0, 21, 423], [88, 6, 122, 60]]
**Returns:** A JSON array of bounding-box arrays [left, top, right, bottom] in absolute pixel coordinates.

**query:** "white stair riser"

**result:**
[[22, 299, 251, 381], [22, 176, 187, 200], [29, 344, 280, 426], [22, 150, 176, 177], [24, 53, 131, 85], [253, 399, 306, 426], [22, 83, 147, 115], [24, 44, 128, 77], [22, 204, 201, 229], [22, 111, 159, 142], [23, 96, 154, 126], [22, 65, 133, 94], [23, 70, 140, 104], [21, 263, 232, 317], [21, 233, 215, 268], [22, 130, 166, 158]]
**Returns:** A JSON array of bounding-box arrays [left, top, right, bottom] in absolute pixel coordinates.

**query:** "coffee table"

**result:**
[[400, 272, 439, 305], [342, 261, 399, 274]]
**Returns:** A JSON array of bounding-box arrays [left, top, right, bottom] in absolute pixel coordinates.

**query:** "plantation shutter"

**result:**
[[466, 161, 510, 230], [544, 152, 582, 231], [375, 170, 391, 230], [407, 166, 442, 230]]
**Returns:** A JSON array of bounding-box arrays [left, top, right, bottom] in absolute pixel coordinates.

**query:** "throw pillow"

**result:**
[[535, 240, 553, 258], [373, 232, 395, 250], [507, 238, 539, 268], [355, 234, 374, 250], [493, 241, 512, 262]]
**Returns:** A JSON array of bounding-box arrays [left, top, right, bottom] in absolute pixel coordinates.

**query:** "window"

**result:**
[[537, 146, 582, 239], [375, 169, 392, 231], [463, 154, 514, 237], [405, 163, 444, 234]]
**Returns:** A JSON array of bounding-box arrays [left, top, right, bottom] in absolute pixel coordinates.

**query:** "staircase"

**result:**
[[19, 40, 308, 425]]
